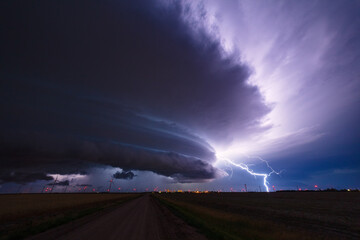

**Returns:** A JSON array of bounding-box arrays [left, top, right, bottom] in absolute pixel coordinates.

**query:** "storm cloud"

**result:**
[[181, 0, 360, 188], [0, 172, 53, 184], [0, 0, 268, 184], [113, 171, 136, 180]]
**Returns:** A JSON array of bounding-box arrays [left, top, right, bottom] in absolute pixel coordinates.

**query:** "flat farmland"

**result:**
[[155, 192, 360, 240], [0, 193, 140, 239]]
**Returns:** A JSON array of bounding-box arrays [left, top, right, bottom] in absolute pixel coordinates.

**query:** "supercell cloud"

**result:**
[[0, 0, 268, 184], [1, 0, 359, 190]]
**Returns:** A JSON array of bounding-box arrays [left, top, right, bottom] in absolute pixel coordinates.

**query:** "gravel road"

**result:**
[[28, 194, 207, 240]]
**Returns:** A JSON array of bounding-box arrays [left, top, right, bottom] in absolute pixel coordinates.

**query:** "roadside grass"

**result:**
[[154, 193, 349, 240], [4, 205, 102, 240], [0, 193, 140, 240], [156, 196, 239, 240]]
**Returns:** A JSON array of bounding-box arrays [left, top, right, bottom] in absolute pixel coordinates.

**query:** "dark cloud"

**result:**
[[0, 136, 223, 183], [0, 172, 53, 184], [48, 180, 69, 186], [0, 1, 268, 184], [113, 171, 136, 180]]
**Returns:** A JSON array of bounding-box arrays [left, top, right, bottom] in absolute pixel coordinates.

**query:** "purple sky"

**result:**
[[1, 0, 359, 193]]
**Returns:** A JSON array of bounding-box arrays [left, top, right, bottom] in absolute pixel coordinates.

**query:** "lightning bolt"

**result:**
[[216, 154, 282, 192]]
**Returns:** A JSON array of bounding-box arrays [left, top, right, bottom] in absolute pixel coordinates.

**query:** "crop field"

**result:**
[[155, 192, 360, 240], [0, 193, 140, 239]]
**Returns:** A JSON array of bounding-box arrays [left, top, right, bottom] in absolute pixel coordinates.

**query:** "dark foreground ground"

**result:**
[[0, 193, 140, 239], [156, 192, 360, 240], [28, 194, 206, 240], [0, 193, 206, 240], [1, 192, 359, 240]]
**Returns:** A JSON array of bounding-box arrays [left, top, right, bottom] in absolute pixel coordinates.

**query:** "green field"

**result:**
[[0, 193, 140, 240], [155, 192, 360, 240]]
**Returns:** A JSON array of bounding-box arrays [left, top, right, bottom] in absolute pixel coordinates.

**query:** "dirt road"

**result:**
[[28, 194, 207, 240]]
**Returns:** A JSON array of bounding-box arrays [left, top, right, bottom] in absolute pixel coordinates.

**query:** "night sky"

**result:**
[[1, 0, 359, 193]]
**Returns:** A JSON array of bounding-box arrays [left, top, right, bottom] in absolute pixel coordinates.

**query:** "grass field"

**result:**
[[155, 192, 360, 240], [0, 193, 140, 240]]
